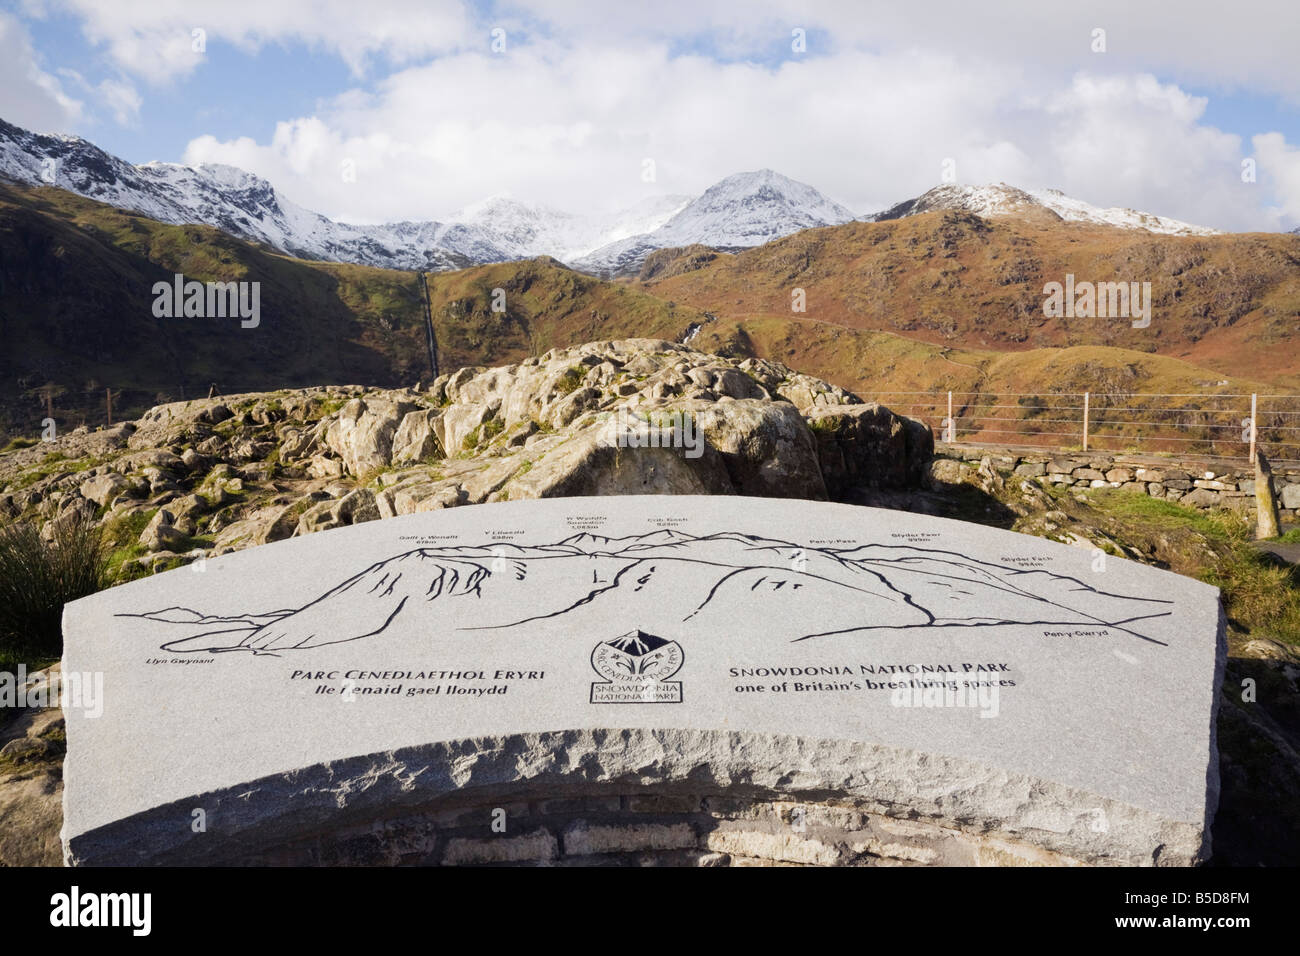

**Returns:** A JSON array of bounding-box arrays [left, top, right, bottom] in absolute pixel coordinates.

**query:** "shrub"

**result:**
[[0, 514, 109, 657]]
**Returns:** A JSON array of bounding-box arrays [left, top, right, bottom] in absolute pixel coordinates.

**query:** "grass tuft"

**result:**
[[0, 513, 108, 658]]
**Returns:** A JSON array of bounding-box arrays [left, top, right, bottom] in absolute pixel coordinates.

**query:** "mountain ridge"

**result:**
[[0, 120, 850, 273], [868, 182, 1218, 237], [0, 118, 1237, 279]]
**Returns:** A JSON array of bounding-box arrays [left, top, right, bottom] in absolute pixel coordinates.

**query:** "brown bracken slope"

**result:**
[[639, 211, 1300, 390]]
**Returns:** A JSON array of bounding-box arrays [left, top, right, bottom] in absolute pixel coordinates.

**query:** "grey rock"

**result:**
[[505, 432, 733, 499], [391, 410, 443, 465], [138, 509, 188, 552], [79, 473, 133, 507], [1180, 488, 1223, 509], [804, 403, 933, 494], [0, 769, 62, 866], [693, 400, 826, 499], [0, 737, 50, 762], [926, 458, 970, 489], [323, 397, 420, 476], [1281, 484, 1300, 511], [295, 488, 381, 536], [436, 404, 493, 455]]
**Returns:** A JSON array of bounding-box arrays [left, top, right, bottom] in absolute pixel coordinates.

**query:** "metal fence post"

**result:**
[[948, 391, 954, 443]]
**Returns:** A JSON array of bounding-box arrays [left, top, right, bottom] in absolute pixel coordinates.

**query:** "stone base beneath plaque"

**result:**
[[250, 791, 1088, 867], [64, 729, 1213, 867]]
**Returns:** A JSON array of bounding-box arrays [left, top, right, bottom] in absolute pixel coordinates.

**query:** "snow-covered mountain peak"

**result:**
[[658, 169, 856, 244], [870, 182, 1219, 236], [569, 169, 858, 274], [451, 193, 553, 221], [164, 161, 267, 190]]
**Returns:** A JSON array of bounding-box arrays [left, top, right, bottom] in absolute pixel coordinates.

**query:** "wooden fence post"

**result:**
[[1249, 393, 1257, 466], [1083, 392, 1090, 452]]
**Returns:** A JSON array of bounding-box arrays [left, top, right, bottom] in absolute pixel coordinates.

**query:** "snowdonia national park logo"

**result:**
[[589, 630, 684, 704]]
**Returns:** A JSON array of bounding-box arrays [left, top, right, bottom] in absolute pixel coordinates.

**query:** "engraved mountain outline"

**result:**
[[119, 529, 1176, 657]]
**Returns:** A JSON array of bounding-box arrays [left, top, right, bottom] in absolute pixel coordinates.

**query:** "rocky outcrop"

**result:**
[[321, 397, 421, 476], [637, 244, 720, 281], [807, 404, 935, 495], [0, 340, 932, 571]]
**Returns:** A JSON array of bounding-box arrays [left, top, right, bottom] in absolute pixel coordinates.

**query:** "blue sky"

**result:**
[[18, 7, 358, 163], [3, 1, 1299, 230], [1194, 87, 1299, 153]]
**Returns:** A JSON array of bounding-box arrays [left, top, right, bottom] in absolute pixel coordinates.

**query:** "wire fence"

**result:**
[[860, 390, 1300, 466]]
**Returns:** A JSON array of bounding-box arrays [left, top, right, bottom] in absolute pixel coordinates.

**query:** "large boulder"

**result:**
[[505, 431, 734, 499], [322, 398, 420, 476], [391, 410, 443, 465], [295, 488, 382, 536], [79, 473, 136, 508], [1281, 483, 1300, 511], [804, 403, 934, 495], [435, 404, 494, 455], [139, 508, 188, 552], [690, 400, 827, 499], [1, 339, 944, 577]]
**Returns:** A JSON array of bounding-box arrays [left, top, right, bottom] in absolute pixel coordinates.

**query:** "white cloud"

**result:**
[[95, 78, 142, 126], [38, 0, 1300, 101], [502, 0, 1300, 103], [55, 69, 142, 127], [45, 0, 477, 84], [1253, 133, 1300, 229], [179, 44, 1286, 232], [0, 11, 82, 132], [1037, 74, 1255, 230], [15, 0, 1300, 230], [182, 46, 1033, 221]]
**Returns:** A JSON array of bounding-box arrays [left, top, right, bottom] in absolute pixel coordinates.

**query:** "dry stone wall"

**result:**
[[937, 443, 1300, 522]]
